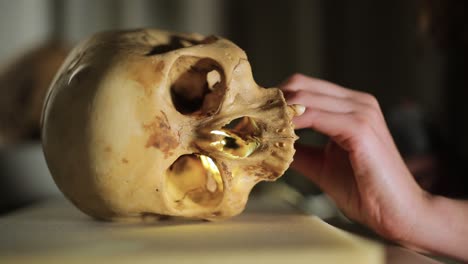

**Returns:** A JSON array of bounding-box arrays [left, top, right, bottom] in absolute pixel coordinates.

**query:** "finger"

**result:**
[[287, 90, 367, 114], [280, 74, 353, 98], [281, 74, 378, 107], [292, 108, 347, 132], [286, 88, 390, 148], [291, 108, 369, 152]]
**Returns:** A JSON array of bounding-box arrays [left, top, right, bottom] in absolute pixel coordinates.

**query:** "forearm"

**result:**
[[404, 194, 468, 262]]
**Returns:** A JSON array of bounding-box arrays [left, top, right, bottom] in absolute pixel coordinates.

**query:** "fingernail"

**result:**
[[289, 104, 306, 117]]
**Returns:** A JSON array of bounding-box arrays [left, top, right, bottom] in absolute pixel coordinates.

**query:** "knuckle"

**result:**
[[289, 73, 306, 83], [287, 73, 310, 87], [282, 73, 306, 91], [363, 93, 379, 107], [351, 113, 373, 136], [362, 105, 381, 122]]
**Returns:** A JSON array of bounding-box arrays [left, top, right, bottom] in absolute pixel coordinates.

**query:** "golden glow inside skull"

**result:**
[[41, 29, 303, 220]]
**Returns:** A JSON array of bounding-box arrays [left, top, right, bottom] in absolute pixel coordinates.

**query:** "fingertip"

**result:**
[[279, 73, 306, 91], [292, 104, 306, 116]]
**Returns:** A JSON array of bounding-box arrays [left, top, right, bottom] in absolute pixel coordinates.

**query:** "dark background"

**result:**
[[0, 0, 466, 213]]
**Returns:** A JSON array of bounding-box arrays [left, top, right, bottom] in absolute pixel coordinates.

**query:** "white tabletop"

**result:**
[[0, 196, 441, 264]]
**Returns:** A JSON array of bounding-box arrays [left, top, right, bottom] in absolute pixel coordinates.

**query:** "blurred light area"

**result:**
[[0, 0, 226, 63], [0, 143, 60, 213], [0, 0, 52, 63]]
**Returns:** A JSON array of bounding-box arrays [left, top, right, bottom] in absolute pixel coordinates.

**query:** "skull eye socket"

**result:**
[[166, 154, 224, 209], [169, 56, 226, 116]]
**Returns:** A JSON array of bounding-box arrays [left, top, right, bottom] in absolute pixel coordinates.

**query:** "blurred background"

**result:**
[[0, 0, 467, 216]]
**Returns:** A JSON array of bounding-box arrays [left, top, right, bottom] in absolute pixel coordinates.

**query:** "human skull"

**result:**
[[42, 29, 303, 221]]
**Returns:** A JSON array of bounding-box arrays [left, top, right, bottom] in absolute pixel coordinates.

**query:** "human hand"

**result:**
[[280, 74, 428, 242]]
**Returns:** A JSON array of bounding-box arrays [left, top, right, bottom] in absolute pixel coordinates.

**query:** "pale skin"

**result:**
[[280, 74, 468, 262]]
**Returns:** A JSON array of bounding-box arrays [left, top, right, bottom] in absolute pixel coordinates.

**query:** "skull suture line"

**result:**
[[41, 29, 304, 220]]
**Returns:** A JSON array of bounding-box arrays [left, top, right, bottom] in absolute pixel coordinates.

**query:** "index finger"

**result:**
[[280, 74, 353, 98]]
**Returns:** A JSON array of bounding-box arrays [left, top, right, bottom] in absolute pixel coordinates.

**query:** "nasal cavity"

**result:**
[[169, 56, 226, 116], [209, 117, 262, 158]]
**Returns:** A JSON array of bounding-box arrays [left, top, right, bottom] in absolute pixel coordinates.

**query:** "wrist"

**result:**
[[370, 178, 429, 243], [397, 190, 434, 247], [400, 193, 468, 261]]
